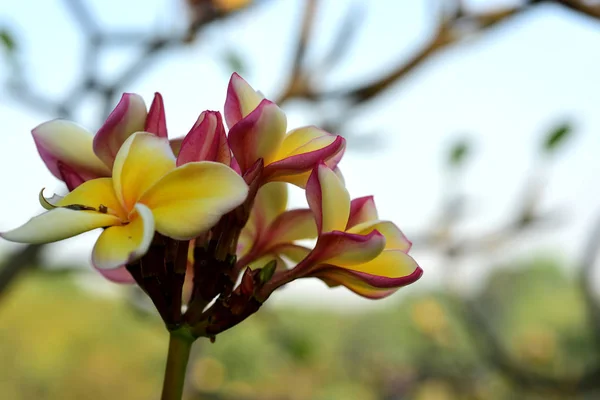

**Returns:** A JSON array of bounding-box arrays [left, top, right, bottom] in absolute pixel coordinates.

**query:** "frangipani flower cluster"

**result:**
[[2, 73, 422, 337]]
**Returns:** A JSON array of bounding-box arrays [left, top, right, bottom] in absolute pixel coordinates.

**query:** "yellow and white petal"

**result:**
[[56, 177, 127, 219], [347, 220, 411, 252], [139, 162, 248, 240], [32, 119, 111, 180], [306, 163, 350, 233], [1, 208, 120, 244], [112, 132, 176, 211], [92, 203, 155, 270]]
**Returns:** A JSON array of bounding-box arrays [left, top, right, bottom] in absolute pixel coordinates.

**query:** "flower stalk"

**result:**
[[161, 328, 194, 400]]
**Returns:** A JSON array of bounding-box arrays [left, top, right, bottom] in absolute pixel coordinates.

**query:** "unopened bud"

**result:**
[[257, 260, 277, 285]]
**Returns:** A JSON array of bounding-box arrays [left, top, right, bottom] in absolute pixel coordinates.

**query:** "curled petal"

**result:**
[[347, 196, 378, 230], [306, 163, 350, 234], [139, 162, 248, 240], [1, 208, 120, 244], [92, 203, 155, 270], [224, 72, 264, 129], [57, 177, 127, 220], [228, 99, 287, 173], [306, 230, 385, 268], [263, 134, 346, 187], [96, 266, 136, 284], [112, 133, 176, 211], [94, 93, 148, 169], [312, 252, 422, 299], [266, 209, 317, 248], [347, 220, 411, 252], [32, 120, 110, 181], [177, 111, 231, 166], [145, 93, 168, 138], [273, 243, 311, 264]]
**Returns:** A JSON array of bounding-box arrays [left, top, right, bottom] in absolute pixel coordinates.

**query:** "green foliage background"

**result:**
[[0, 257, 595, 399]]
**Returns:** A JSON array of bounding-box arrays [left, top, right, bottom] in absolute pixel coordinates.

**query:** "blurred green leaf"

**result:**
[[222, 49, 246, 74], [0, 28, 16, 53], [543, 122, 573, 153], [448, 138, 470, 167]]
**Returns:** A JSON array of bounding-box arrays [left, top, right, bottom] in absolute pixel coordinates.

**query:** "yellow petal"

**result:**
[[274, 126, 336, 160], [56, 177, 127, 220], [1, 208, 120, 244], [230, 73, 264, 119], [112, 132, 176, 211], [347, 220, 411, 252], [139, 162, 248, 240], [92, 203, 155, 270], [246, 182, 288, 235], [347, 250, 419, 277], [311, 164, 350, 233]]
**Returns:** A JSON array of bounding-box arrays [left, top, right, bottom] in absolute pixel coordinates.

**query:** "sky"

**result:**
[[1, 0, 600, 309]]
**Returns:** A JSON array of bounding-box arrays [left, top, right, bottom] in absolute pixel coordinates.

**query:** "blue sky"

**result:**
[[1, 0, 600, 308]]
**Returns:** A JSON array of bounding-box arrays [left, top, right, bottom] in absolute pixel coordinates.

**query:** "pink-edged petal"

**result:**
[[347, 220, 411, 252], [112, 133, 176, 211], [145, 93, 168, 138], [94, 93, 148, 169], [273, 243, 312, 264], [32, 120, 111, 181], [306, 163, 350, 234], [306, 230, 385, 268], [312, 253, 423, 299], [96, 266, 136, 284], [92, 203, 155, 270], [230, 157, 242, 175], [263, 135, 346, 187], [244, 182, 288, 240], [57, 162, 86, 191], [347, 196, 378, 230], [139, 162, 248, 240], [228, 99, 287, 173], [264, 209, 317, 248], [224, 72, 264, 129], [1, 208, 121, 244], [176, 110, 231, 166]]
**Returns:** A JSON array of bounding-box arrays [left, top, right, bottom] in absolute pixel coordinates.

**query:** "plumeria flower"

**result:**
[[236, 182, 317, 271], [31, 92, 235, 282], [224, 73, 346, 187], [2, 132, 248, 272], [1, 75, 423, 399], [258, 163, 422, 299]]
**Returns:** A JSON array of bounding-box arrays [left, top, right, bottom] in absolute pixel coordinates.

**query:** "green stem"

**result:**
[[161, 328, 194, 400]]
